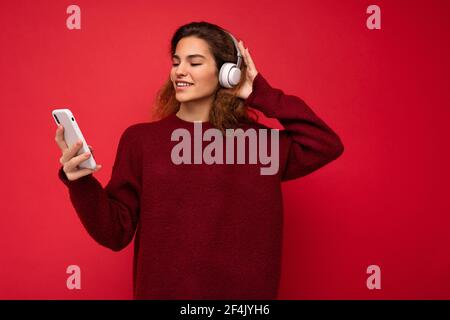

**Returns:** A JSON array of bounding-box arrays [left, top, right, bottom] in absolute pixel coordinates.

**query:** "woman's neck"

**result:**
[[176, 97, 213, 122]]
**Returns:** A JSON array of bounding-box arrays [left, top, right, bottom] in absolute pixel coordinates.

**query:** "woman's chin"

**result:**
[[176, 96, 192, 103], [175, 93, 212, 103], [176, 94, 198, 103]]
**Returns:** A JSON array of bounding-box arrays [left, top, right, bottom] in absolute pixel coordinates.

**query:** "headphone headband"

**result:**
[[218, 29, 243, 88], [224, 31, 242, 69]]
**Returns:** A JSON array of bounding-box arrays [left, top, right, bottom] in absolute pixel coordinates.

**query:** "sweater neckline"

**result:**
[[169, 112, 214, 129]]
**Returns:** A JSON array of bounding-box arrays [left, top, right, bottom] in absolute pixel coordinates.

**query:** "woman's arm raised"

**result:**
[[245, 73, 344, 181]]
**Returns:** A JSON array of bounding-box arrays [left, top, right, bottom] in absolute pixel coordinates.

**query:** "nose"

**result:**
[[175, 63, 188, 77]]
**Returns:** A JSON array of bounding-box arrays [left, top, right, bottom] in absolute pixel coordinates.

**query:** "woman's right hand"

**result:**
[[55, 125, 102, 181]]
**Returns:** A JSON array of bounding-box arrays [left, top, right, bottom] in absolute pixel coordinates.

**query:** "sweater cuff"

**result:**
[[244, 72, 276, 116], [58, 165, 95, 188]]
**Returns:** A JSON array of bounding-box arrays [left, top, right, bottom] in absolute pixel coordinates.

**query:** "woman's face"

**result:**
[[170, 36, 219, 103]]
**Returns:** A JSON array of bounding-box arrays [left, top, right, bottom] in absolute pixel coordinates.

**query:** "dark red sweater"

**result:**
[[58, 73, 344, 299]]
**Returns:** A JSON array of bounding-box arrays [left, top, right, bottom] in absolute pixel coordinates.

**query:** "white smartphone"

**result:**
[[52, 108, 97, 170]]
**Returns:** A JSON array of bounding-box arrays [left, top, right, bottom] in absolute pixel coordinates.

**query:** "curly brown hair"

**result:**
[[151, 21, 258, 134]]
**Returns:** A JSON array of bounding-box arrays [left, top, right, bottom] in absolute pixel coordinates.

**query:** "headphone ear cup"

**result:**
[[228, 67, 242, 87], [219, 62, 240, 88]]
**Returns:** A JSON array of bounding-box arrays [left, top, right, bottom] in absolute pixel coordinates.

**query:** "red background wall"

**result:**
[[1, 0, 449, 299]]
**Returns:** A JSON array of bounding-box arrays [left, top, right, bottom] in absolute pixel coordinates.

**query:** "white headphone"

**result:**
[[218, 31, 243, 88]]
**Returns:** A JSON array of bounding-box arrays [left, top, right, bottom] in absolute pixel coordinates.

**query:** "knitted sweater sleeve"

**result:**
[[244, 73, 344, 181], [57, 125, 142, 251]]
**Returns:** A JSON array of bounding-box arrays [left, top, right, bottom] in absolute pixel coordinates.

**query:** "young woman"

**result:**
[[55, 21, 344, 299]]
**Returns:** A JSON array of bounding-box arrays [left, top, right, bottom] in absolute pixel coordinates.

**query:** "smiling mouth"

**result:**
[[175, 81, 194, 87], [175, 82, 194, 90]]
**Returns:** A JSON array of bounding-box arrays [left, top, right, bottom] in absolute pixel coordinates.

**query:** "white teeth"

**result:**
[[176, 82, 193, 87]]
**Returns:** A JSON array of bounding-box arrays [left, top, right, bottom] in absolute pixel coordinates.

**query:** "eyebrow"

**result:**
[[172, 54, 206, 60]]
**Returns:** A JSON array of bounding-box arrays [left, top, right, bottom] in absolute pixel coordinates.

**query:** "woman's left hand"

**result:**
[[223, 40, 258, 100]]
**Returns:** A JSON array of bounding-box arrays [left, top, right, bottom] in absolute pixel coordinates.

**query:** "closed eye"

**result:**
[[172, 63, 202, 66]]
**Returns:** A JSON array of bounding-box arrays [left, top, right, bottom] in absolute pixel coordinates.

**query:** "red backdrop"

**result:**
[[1, 0, 449, 299]]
